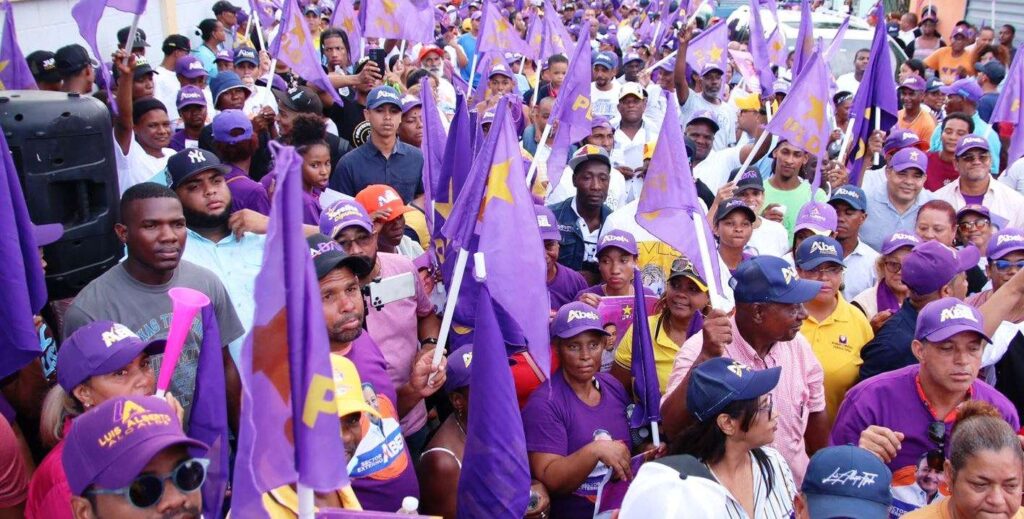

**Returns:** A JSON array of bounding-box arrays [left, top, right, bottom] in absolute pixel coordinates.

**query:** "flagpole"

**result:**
[[692, 215, 726, 308], [525, 125, 551, 186], [643, 49, 677, 74], [737, 129, 771, 173], [297, 484, 314, 519], [253, 12, 267, 56], [650, 421, 661, 447], [467, 53, 480, 98], [124, 13, 142, 56], [398, 39, 407, 61], [428, 247, 471, 383], [530, 65, 542, 105], [244, 10, 254, 45], [837, 117, 855, 165], [872, 108, 881, 167]]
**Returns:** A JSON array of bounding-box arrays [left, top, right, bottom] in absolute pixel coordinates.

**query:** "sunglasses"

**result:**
[[993, 259, 1024, 272], [926, 421, 947, 472], [87, 458, 209, 509], [883, 260, 903, 274], [957, 219, 990, 232]]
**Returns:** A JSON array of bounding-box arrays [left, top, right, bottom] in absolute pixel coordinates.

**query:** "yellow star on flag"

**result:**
[[1013, 99, 1021, 113], [639, 210, 661, 221], [771, 40, 782, 52], [480, 159, 514, 219], [0, 60, 8, 89], [382, 0, 397, 15], [709, 44, 723, 62], [803, 95, 825, 130]]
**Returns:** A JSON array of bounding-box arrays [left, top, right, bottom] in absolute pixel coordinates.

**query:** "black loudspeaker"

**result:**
[[0, 91, 121, 300]]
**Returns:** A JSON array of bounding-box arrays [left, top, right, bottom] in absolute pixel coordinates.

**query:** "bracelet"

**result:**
[[420, 337, 439, 346]]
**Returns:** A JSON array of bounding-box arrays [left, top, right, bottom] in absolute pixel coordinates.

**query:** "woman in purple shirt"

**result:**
[[522, 302, 633, 519], [211, 109, 271, 215], [576, 229, 652, 305], [288, 114, 332, 225]]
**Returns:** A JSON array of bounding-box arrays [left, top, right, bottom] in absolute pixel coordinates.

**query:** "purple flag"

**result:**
[[0, 125, 45, 379], [791, 0, 814, 77], [456, 287, 531, 518], [823, 15, 850, 62], [190, 304, 229, 519], [478, 1, 533, 57], [435, 92, 472, 286], [328, 0, 363, 63], [636, 92, 724, 297], [231, 142, 348, 518], [544, 20, 592, 191], [317, 509, 433, 518], [629, 268, 660, 428], [767, 27, 787, 68], [71, 0, 146, 113], [990, 45, 1024, 164], [746, 0, 775, 97], [845, 1, 898, 184], [684, 20, 728, 76], [359, 0, 434, 44], [765, 50, 832, 159], [249, 0, 277, 33], [527, 0, 575, 61], [0, 0, 36, 90], [271, 0, 343, 105], [419, 77, 446, 245]]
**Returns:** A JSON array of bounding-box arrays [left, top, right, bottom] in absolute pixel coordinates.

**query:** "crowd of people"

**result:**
[[5, 0, 1024, 517]]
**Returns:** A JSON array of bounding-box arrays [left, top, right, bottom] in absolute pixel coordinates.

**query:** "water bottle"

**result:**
[[398, 496, 420, 515]]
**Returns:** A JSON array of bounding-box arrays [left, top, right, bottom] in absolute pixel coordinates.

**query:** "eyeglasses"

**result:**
[[336, 233, 375, 252], [993, 259, 1024, 272], [806, 265, 844, 278], [957, 219, 990, 232], [958, 152, 991, 164], [926, 421, 947, 472], [86, 458, 209, 509], [883, 260, 903, 274], [757, 393, 774, 416]]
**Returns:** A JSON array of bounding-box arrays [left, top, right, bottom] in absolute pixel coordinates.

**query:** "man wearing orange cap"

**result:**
[[355, 184, 425, 259]]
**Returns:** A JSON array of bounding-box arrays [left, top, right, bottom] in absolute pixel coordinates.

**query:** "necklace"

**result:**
[[455, 416, 467, 438]]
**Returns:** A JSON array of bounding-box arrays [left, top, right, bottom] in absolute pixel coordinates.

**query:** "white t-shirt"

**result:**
[[693, 146, 743, 193], [153, 65, 181, 127], [835, 72, 860, 95], [590, 82, 621, 121], [679, 89, 739, 152], [747, 217, 790, 257], [115, 135, 174, 194]]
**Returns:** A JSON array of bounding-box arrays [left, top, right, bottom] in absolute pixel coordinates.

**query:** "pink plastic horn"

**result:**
[[156, 287, 211, 398]]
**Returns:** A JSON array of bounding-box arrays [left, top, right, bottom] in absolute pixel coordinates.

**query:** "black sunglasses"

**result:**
[[87, 458, 209, 508], [926, 421, 947, 471]]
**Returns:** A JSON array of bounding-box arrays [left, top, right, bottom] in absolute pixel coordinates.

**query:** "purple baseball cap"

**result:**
[[951, 25, 972, 39], [62, 396, 208, 496], [400, 94, 422, 114], [987, 228, 1024, 260], [880, 231, 921, 255], [915, 297, 991, 343], [211, 109, 253, 144], [319, 199, 373, 239], [687, 110, 720, 132], [32, 222, 63, 246], [622, 52, 643, 65], [174, 55, 207, 78], [699, 61, 724, 76], [901, 241, 980, 295], [551, 302, 611, 339], [957, 204, 991, 221], [890, 147, 928, 172], [175, 85, 207, 110], [794, 201, 838, 235], [940, 78, 983, 104], [488, 62, 515, 80], [56, 320, 165, 392], [955, 134, 990, 157], [883, 128, 923, 155], [591, 116, 613, 130], [597, 229, 638, 256], [444, 345, 473, 393], [214, 48, 234, 63], [535, 205, 561, 242], [898, 74, 926, 92]]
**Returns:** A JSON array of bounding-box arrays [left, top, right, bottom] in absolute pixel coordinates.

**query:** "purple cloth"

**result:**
[[576, 284, 656, 299], [845, 1, 899, 184], [478, 0, 533, 57], [457, 287, 531, 518], [0, 0, 37, 90], [765, 49, 832, 173], [0, 393, 14, 424], [302, 188, 322, 226], [830, 364, 1019, 474], [189, 305, 229, 519], [991, 41, 1024, 164], [791, 0, 814, 77], [746, 0, 775, 97], [0, 127, 45, 379], [522, 371, 631, 518], [549, 264, 589, 311], [343, 334, 420, 512], [270, 0, 343, 106], [435, 93, 472, 290], [962, 193, 984, 206], [358, 0, 433, 44], [526, 0, 575, 62], [71, 0, 146, 115], [230, 142, 349, 517], [225, 165, 271, 216], [544, 20, 592, 192], [875, 281, 901, 314], [419, 76, 445, 245], [684, 21, 729, 76], [328, 0, 363, 62], [629, 268, 660, 428], [168, 130, 187, 152], [636, 91, 725, 299]]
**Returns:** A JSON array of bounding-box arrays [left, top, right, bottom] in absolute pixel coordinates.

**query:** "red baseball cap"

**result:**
[[355, 184, 412, 222]]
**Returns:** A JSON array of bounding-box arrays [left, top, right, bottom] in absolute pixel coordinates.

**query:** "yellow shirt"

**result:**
[[614, 315, 682, 393], [255, 485, 362, 518], [800, 296, 873, 423], [904, 499, 1024, 518]]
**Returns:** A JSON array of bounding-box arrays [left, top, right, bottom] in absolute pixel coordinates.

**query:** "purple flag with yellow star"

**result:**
[[544, 20, 592, 192], [791, 0, 814, 77], [0, 0, 36, 90], [271, 0, 343, 105], [328, 0, 363, 63], [746, 0, 774, 97], [684, 20, 728, 75], [990, 44, 1024, 163], [478, 0, 533, 57], [636, 92, 724, 298], [765, 50, 831, 160], [358, 0, 434, 44], [526, 0, 575, 61]]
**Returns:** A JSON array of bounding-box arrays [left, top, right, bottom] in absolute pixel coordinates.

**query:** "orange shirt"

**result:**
[[897, 109, 937, 145], [922, 47, 976, 84]]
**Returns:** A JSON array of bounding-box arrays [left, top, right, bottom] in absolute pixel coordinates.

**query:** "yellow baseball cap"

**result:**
[[330, 355, 382, 419], [734, 92, 761, 112]]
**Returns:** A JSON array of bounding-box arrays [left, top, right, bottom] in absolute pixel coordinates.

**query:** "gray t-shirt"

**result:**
[[63, 261, 245, 420]]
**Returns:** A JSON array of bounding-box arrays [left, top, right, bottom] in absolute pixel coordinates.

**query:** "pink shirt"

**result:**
[[364, 252, 434, 434], [662, 317, 826, 484]]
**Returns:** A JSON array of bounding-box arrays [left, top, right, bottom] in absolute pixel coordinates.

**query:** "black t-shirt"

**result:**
[[324, 95, 366, 148]]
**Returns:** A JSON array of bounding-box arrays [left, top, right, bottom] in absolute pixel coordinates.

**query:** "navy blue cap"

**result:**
[[730, 255, 822, 304], [593, 51, 618, 70], [210, 71, 251, 105], [233, 46, 259, 66], [686, 357, 781, 422], [795, 235, 845, 270], [166, 148, 230, 189], [828, 184, 867, 212], [802, 445, 893, 519], [366, 85, 403, 110]]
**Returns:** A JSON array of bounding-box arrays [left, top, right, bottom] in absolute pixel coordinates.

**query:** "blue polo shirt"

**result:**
[[330, 138, 424, 203], [861, 179, 933, 252], [858, 299, 919, 382]]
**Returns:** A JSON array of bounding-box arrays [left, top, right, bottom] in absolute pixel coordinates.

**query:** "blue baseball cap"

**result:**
[[686, 357, 781, 422], [593, 51, 618, 70], [828, 184, 867, 212], [550, 301, 611, 339], [802, 445, 893, 519], [166, 148, 230, 189], [233, 46, 259, 66], [731, 255, 823, 304], [795, 235, 845, 270], [210, 71, 251, 105], [366, 85, 402, 110]]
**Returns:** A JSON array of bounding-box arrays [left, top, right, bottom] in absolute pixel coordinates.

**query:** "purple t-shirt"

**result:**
[[522, 371, 631, 519], [302, 188, 322, 226], [169, 130, 187, 152], [225, 166, 271, 216], [830, 364, 1019, 475], [962, 193, 985, 206], [548, 264, 588, 311], [342, 333, 420, 512]]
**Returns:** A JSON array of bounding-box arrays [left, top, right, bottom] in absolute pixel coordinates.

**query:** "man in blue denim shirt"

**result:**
[[331, 86, 424, 203], [547, 145, 613, 283]]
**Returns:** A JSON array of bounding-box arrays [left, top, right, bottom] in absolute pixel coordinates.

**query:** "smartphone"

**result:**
[[366, 272, 416, 311], [367, 48, 387, 74]]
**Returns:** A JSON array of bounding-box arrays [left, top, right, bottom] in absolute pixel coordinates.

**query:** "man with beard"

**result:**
[[318, 200, 441, 456], [170, 148, 265, 360], [311, 232, 444, 511], [112, 51, 175, 194], [590, 51, 621, 121], [417, 44, 457, 117], [63, 182, 245, 421], [674, 28, 738, 151]]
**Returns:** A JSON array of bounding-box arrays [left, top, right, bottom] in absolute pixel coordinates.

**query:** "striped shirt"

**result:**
[[708, 447, 797, 519]]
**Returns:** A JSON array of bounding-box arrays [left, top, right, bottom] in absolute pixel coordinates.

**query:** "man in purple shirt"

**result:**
[[211, 110, 271, 215], [169, 85, 207, 151], [830, 297, 1019, 515]]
